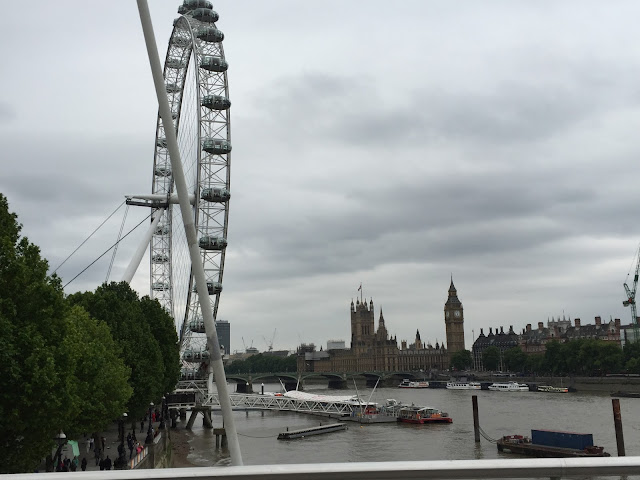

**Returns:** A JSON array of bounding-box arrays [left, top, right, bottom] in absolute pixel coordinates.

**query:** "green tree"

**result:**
[[623, 341, 640, 373], [450, 349, 473, 370], [503, 347, 526, 372], [68, 282, 165, 419], [482, 346, 501, 371], [596, 342, 623, 374], [524, 354, 544, 374], [0, 193, 72, 472], [60, 306, 133, 437], [140, 296, 180, 395], [226, 354, 297, 374]]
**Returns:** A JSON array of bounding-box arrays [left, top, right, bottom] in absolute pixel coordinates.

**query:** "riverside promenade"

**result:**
[[47, 416, 164, 472]]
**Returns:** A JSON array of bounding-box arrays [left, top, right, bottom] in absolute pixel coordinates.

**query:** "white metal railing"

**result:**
[[4, 457, 640, 479], [202, 393, 356, 415]]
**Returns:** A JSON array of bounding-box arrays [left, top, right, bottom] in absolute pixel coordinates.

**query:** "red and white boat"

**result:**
[[397, 406, 452, 424]]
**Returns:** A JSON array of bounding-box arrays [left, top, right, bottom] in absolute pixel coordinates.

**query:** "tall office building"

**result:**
[[215, 320, 230, 354]]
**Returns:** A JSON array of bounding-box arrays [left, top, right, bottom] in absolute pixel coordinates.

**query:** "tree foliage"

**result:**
[[450, 349, 473, 370], [60, 306, 132, 437], [538, 339, 625, 376], [226, 353, 297, 374], [0, 193, 73, 472], [503, 347, 527, 373], [140, 296, 180, 395], [67, 282, 177, 419], [482, 346, 501, 371], [0, 194, 131, 473]]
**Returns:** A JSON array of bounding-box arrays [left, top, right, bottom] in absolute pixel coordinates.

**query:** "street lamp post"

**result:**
[[145, 402, 155, 444], [116, 412, 128, 469], [54, 430, 67, 471], [159, 396, 166, 430]]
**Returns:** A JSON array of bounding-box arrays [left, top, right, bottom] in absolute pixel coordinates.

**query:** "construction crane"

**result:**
[[623, 246, 640, 343], [263, 328, 277, 352], [241, 337, 255, 352]]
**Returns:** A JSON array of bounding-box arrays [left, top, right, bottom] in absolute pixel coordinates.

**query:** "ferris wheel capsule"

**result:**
[[202, 138, 232, 154], [200, 56, 228, 72], [196, 26, 224, 43], [201, 95, 231, 110], [199, 236, 227, 251], [200, 187, 230, 202]]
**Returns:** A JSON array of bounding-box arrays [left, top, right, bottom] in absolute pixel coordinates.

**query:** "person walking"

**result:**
[[104, 456, 112, 470], [127, 435, 134, 459], [81, 457, 87, 471]]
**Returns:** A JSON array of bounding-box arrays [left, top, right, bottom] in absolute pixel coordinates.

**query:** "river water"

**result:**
[[179, 384, 640, 467]]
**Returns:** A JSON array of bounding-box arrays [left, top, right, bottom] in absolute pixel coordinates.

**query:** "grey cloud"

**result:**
[[0, 102, 15, 122]]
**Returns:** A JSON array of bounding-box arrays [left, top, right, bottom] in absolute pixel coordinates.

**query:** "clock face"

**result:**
[[454, 310, 461, 318], [445, 311, 450, 318]]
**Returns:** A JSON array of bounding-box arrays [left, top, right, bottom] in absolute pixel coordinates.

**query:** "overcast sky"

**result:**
[[3, 1, 640, 353]]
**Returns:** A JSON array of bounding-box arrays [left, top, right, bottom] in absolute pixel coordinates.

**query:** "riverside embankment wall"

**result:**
[[476, 375, 640, 393]]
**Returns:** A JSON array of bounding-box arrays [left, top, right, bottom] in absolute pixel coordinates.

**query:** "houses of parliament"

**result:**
[[298, 279, 465, 373]]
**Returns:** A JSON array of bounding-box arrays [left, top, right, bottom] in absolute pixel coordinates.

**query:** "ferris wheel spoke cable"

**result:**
[[105, 204, 130, 283], [63, 212, 152, 289], [52, 200, 125, 274]]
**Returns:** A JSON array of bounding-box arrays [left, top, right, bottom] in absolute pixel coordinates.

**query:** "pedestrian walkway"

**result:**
[[45, 417, 162, 472]]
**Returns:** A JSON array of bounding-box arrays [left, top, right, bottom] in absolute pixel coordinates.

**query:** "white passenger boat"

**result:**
[[398, 379, 429, 388], [446, 381, 481, 390], [488, 381, 529, 392]]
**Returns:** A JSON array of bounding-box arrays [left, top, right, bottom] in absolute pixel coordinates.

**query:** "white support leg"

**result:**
[[136, 0, 243, 466], [122, 209, 164, 284]]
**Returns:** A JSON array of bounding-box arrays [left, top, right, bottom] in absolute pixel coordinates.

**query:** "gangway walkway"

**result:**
[[170, 393, 362, 416]]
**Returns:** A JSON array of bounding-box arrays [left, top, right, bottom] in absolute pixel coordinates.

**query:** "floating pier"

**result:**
[[277, 423, 346, 440]]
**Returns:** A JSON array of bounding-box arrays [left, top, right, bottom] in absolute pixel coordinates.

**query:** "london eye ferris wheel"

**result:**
[[127, 0, 231, 388]]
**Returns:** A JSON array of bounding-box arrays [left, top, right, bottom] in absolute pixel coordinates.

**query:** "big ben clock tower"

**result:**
[[444, 277, 465, 354]]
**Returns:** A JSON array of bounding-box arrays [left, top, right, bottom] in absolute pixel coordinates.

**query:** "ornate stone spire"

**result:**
[[445, 276, 462, 308]]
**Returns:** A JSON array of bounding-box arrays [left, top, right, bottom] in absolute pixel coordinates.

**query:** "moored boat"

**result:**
[[397, 406, 452, 424], [537, 385, 569, 393], [610, 391, 640, 398], [446, 381, 481, 390], [497, 430, 609, 457], [349, 399, 401, 424], [488, 381, 529, 392], [398, 379, 429, 388]]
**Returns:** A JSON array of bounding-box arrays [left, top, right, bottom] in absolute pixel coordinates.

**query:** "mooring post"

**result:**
[[472, 395, 480, 443], [612, 398, 625, 456]]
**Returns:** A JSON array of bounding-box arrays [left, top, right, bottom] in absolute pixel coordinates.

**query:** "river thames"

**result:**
[[174, 384, 640, 467]]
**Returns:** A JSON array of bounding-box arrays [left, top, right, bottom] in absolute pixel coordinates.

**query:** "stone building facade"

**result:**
[[471, 326, 519, 371], [472, 315, 626, 371]]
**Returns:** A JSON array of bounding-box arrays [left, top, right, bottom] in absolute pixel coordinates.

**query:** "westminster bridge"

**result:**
[[222, 371, 435, 392]]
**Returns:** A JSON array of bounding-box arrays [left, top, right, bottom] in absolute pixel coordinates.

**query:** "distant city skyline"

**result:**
[[2, 1, 640, 351]]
